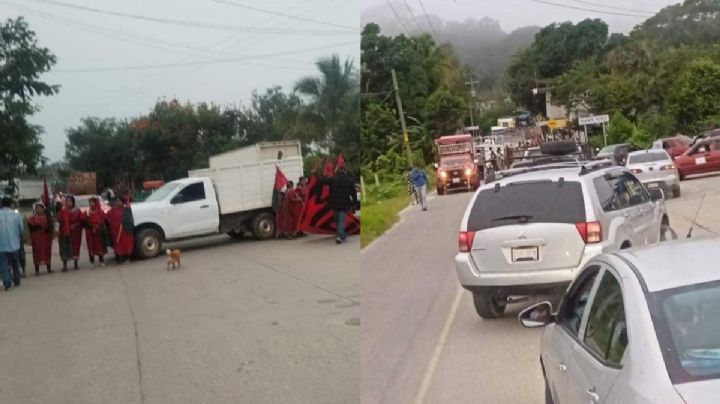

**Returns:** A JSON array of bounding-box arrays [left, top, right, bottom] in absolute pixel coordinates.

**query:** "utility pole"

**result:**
[[391, 69, 414, 167], [465, 78, 480, 128]]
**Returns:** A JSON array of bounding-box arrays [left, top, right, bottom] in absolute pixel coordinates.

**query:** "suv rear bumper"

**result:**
[[454, 244, 606, 290]]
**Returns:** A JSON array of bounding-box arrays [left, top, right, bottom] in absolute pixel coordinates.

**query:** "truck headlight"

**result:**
[[465, 168, 472, 176], [440, 171, 448, 179]]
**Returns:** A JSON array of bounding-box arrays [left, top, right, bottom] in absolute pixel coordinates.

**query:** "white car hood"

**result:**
[[674, 379, 720, 403], [130, 201, 166, 222]]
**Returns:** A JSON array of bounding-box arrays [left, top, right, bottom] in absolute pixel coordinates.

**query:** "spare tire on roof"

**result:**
[[540, 140, 577, 156]]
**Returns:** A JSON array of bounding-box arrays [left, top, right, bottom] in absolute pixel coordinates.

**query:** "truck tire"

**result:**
[[472, 292, 507, 319], [136, 228, 162, 259], [252, 212, 275, 240]]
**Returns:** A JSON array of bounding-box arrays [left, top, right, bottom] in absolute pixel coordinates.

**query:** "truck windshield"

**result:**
[[143, 182, 180, 203], [440, 156, 472, 166]]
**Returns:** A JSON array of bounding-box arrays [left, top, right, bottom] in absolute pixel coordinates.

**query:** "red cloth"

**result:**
[[28, 214, 52, 265], [276, 192, 291, 236], [108, 205, 134, 256], [286, 188, 304, 234], [298, 174, 360, 235], [84, 208, 107, 257], [59, 208, 84, 259]]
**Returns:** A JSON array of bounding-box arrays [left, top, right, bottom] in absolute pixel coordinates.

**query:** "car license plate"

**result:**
[[452, 177, 460, 183], [511, 246, 539, 262], [696, 156, 707, 165]]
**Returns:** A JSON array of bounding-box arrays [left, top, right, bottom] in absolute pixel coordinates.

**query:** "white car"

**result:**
[[520, 239, 720, 404], [626, 149, 681, 198], [455, 161, 670, 319]]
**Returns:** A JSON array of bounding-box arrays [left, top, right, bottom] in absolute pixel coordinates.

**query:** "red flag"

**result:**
[[298, 172, 360, 236], [272, 165, 288, 212], [42, 177, 50, 206]]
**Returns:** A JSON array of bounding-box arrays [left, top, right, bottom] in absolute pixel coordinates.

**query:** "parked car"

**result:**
[[454, 160, 669, 319], [625, 149, 681, 198], [75, 195, 111, 214], [654, 136, 692, 159], [519, 239, 720, 404], [596, 143, 641, 165], [674, 138, 720, 180]]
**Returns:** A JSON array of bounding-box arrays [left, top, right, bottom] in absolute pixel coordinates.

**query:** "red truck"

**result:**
[[434, 134, 481, 195]]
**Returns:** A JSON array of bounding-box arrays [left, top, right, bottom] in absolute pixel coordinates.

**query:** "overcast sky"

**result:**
[[1, 0, 359, 162], [363, 0, 680, 34]]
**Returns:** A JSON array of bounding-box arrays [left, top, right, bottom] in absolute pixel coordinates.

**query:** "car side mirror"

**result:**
[[518, 301, 554, 328], [649, 188, 664, 202], [171, 194, 184, 204]]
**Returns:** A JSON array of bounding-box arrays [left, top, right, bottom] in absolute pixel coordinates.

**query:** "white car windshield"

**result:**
[[653, 281, 720, 383], [598, 145, 618, 155], [143, 182, 180, 203], [628, 152, 670, 164]]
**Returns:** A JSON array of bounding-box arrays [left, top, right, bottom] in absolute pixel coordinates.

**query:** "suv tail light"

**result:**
[[575, 221, 602, 244], [458, 231, 475, 252], [660, 164, 675, 171], [630, 168, 642, 174]]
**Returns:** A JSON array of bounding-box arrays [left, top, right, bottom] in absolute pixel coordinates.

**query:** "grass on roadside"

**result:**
[[360, 168, 435, 248]]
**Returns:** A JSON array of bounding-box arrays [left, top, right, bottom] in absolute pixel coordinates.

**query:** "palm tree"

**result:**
[[295, 55, 358, 149]]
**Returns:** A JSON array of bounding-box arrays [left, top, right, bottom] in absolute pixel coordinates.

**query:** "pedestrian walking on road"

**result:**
[[0, 197, 24, 290], [405, 170, 419, 205], [410, 165, 429, 211], [84, 197, 108, 268], [319, 164, 358, 244], [27, 202, 53, 275]]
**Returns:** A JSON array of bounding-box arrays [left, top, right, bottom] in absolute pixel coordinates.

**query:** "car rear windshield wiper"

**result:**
[[491, 214, 533, 223]]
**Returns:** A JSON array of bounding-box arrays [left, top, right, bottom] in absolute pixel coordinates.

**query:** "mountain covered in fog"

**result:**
[[361, 2, 540, 90]]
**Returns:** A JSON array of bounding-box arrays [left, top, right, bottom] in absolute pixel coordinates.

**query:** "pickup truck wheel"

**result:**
[[252, 212, 275, 240], [472, 292, 506, 319], [136, 228, 162, 259]]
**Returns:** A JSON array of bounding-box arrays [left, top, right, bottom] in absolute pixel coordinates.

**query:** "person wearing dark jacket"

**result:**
[[320, 166, 358, 244]]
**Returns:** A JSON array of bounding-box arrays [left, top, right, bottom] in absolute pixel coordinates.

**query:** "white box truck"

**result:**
[[131, 141, 303, 258]]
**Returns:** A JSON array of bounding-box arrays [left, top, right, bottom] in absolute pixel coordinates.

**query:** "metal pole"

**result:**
[[584, 125, 588, 144], [391, 69, 413, 167], [602, 122, 607, 147]]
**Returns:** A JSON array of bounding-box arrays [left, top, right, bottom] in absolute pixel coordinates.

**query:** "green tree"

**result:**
[[669, 58, 720, 132], [0, 17, 59, 182], [422, 87, 467, 134]]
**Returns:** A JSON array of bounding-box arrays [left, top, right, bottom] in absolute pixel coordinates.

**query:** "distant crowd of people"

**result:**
[[0, 193, 134, 291]]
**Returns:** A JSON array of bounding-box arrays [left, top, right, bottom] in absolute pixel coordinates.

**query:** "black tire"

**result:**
[[620, 241, 632, 250], [436, 186, 446, 195], [252, 212, 275, 240], [136, 228, 162, 259], [472, 292, 507, 319], [673, 185, 681, 198], [540, 140, 577, 156]]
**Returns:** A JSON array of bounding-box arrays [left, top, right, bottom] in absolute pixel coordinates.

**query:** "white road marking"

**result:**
[[412, 286, 463, 404]]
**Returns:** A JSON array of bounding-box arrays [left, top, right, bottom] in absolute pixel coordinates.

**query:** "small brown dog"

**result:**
[[166, 249, 181, 270]]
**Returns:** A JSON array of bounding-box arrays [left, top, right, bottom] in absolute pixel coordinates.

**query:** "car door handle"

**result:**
[[200, 205, 209, 209], [557, 362, 567, 372], [586, 387, 600, 402]]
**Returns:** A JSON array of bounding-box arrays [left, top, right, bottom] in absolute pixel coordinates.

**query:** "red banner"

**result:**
[[299, 173, 360, 236]]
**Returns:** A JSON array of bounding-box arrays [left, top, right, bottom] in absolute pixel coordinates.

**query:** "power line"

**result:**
[[566, 0, 654, 14], [210, 0, 355, 30], [399, 0, 423, 34], [23, 0, 355, 35], [527, 0, 651, 18], [415, 0, 439, 42], [52, 41, 356, 73], [385, 0, 410, 36]]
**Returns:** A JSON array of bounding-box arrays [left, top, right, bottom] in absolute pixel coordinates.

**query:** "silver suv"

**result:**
[[454, 161, 669, 319]]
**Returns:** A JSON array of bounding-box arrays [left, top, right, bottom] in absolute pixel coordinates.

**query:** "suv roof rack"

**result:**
[[496, 161, 580, 180], [579, 159, 615, 176]]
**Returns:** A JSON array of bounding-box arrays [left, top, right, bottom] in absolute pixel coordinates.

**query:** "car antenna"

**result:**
[[686, 193, 706, 239]]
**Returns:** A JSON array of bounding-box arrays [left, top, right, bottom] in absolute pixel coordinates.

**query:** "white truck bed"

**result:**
[[188, 141, 303, 215]]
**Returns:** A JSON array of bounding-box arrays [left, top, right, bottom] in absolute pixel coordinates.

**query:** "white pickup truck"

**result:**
[[131, 141, 303, 258]]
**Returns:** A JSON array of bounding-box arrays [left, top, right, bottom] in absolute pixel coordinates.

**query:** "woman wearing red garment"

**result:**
[[107, 197, 134, 264], [58, 195, 84, 271], [286, 181, 304, 237], [84, 197, 108, 268], [27, 202, 53, 275]]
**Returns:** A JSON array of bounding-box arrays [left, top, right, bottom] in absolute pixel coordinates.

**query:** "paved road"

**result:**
[[362, 173, 720, 404], [0, 233, 359, 404]]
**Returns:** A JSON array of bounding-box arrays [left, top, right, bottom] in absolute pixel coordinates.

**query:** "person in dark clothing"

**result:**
[[320, 166, 358, 244]]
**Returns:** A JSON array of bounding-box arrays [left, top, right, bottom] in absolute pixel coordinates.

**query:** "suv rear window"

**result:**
[[467, 181, 586, 231]]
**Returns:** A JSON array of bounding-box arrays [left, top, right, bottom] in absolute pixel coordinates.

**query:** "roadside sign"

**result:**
[[465, 126, 479, 131], [547, 119, 567, 129], [578, 115, 609, 125]]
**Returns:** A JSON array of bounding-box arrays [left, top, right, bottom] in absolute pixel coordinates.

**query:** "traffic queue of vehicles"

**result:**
[[450, 138, 719, 403]]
